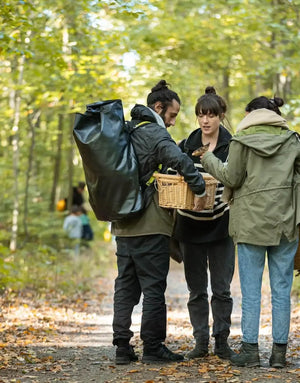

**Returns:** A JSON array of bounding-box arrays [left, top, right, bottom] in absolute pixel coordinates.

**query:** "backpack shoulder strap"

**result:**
[[135, 121, 151, 128], [125, 120, 151, 134], [128, 120, 162, 187]]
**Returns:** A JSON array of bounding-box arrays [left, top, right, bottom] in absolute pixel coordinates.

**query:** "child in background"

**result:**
[[80, 206, 94, 241], [63, 205, 83, 255]]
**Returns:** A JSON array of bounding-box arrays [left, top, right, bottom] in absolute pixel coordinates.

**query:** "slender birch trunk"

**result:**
[[10, 54, 25, 251], [49, 113, 64, 211], [23, 110, 40, 239], [67, 113, 74, 212]]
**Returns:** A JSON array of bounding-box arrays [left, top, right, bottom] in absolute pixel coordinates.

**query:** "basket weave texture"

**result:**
[[154, 173, 217, 210], [295, 227, 300, 270]]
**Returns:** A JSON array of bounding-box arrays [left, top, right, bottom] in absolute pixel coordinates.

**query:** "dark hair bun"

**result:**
[[205, 86, 216, 95], [147, 80, 181, 106], [151, 79, 169, 92], [246, 95, 284, 115], [273, 96, 284, 107]]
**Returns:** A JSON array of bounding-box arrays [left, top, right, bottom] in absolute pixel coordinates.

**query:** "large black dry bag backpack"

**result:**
[[73, 99, 144, 222]]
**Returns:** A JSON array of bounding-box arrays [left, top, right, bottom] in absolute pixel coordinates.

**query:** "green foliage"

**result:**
[[0, 245, 17, 289], [4, 241, 112, 294], [0, 223, 114, 296], [0, 241, 114, 295], [0, 205, 113, 294]]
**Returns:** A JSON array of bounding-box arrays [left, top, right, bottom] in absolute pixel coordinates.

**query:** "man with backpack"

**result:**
[[111, 80, 207, 364]]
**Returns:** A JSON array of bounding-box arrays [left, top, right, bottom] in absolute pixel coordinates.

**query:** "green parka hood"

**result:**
[[236, 108, 288, 132]]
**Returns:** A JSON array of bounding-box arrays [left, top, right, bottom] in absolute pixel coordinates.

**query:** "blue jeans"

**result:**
[[238, 236, 298, 344]]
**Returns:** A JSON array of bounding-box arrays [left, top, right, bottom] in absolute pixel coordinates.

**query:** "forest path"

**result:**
[[0, 255, 299, 383]]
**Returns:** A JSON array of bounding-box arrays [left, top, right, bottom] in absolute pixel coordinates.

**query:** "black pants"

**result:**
[[181, 237, 235, 343], [113, 234, 170, 347]]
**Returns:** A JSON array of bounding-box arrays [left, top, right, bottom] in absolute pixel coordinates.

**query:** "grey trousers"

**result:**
[[181, 237, 235, 343]]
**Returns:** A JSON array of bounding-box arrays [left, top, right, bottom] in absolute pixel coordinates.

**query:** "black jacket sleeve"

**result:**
[[155, 134, 206, 196], [131, 121, 206, 196]]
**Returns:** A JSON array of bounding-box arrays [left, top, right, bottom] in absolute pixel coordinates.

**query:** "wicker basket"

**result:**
[[154, 173, 217, 210], [295, 227, 300, 270]]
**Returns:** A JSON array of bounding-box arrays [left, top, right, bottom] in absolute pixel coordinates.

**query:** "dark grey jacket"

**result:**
[[129, 104, 206, 196], [111, 104, 206, 237]]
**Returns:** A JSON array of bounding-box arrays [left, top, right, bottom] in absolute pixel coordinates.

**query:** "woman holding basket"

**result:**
[[173, 86, 235, 360]]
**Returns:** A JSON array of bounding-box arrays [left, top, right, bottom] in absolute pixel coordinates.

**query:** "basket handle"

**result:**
[[154, 179, 162, 192]]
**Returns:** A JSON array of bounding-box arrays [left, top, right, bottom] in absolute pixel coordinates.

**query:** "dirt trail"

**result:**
[[0, 257, 299, 383]]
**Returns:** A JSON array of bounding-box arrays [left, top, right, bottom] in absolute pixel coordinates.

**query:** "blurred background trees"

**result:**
[[0, 0, 299, 293]]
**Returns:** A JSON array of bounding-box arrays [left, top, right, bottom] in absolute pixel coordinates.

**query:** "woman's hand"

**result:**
[[193, 195, 207, 211], [199, 150, 211, 161], [192, 143, 210, 157]]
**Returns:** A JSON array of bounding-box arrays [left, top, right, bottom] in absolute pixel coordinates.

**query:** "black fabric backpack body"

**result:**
[[73, 99, 146, 222]]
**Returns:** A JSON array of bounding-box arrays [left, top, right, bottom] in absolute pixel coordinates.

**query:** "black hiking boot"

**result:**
[[269, 343, 287, 368], [214, 335, 235, 360], [115, 345, 138, 365], [187, 342, 208, 359], [142, 344, 184, 363], [230, 341, 260, 367]]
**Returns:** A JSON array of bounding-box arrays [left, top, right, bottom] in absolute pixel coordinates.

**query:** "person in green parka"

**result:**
[[201, 96, 300, 369]]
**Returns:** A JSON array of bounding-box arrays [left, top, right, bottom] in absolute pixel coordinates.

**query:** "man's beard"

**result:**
[[159, 109, 168, 127]]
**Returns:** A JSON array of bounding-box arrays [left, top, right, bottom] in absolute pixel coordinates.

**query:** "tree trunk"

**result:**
[[67, 113, 74, 211], [49, 113, 64, 211], [10, 54, 25, 251], [23, 110, 40, 240]]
